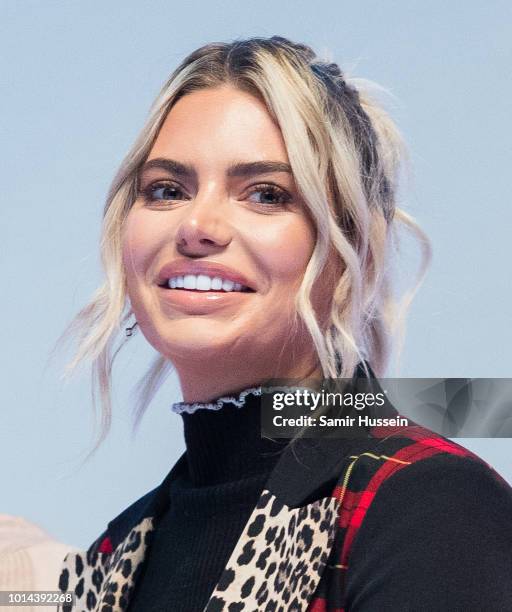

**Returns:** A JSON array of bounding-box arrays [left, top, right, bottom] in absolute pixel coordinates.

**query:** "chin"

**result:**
[[154, 320, 246, 357]]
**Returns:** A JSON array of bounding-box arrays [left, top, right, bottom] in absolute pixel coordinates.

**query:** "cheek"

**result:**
[[252, 216, 316, 286], [121, 209, 165, 287]]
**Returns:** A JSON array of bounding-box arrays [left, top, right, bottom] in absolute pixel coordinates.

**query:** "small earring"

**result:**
[[125, 321, 139, 337]]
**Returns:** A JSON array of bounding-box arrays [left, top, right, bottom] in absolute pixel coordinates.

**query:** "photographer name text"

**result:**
[[272, 414, 409, 428]]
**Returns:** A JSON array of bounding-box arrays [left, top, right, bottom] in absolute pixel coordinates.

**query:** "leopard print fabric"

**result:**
[[204, 489, 339, 612], [58, 546, 111, 611], [58, 517, 153, 611], [58, 493, 340, 611]]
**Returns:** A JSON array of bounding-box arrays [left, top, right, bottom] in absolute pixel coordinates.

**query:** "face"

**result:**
[[122, 84, 328, 377]]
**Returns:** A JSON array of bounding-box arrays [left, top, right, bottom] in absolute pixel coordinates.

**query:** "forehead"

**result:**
[[147, 85, 290, 165]]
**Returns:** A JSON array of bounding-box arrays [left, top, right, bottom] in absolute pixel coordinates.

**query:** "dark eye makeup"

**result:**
[[137, 180, 293, 208]]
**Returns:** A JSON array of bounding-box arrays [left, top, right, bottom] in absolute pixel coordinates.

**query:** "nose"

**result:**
[[175, 188, 232, 256]]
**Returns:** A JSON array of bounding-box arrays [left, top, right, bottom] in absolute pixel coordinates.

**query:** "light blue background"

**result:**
[[2, 1, 511, 549]]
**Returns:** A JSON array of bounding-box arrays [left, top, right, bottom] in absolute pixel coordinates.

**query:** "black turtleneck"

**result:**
[[127, 388, 287, 612]]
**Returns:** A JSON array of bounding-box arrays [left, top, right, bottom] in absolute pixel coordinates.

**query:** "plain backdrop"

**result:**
[[1, 0, 511, 549]]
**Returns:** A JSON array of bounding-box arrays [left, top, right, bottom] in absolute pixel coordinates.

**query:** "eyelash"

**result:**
[[138, 180, 292, 208]]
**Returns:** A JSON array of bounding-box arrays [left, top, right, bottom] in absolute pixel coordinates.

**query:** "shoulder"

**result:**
[[85, 452, 188, 554], [86, 456, 188, 555], [347, 422, 511, 489], [342, 426, 512, 529], [80, 485, 160, 558], [358, 447, 512, 526], [341, 432, 512, 610]]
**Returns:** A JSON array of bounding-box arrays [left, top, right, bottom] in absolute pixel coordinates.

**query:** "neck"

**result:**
[[173, 350, 323, 404]]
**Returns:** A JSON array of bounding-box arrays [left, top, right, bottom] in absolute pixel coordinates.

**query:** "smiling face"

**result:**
[[122, 85, 326, 399]]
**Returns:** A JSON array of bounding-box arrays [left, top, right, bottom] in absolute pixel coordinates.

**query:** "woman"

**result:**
[[56, 36, 512, 611]]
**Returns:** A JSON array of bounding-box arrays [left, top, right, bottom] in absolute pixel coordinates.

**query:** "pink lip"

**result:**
[[156, 260, 257, 291], [157, 285, 253, 314]]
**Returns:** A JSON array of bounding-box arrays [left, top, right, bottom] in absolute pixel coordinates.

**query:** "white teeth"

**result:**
[[165, 274, 250, 292], [222, 279, 235, 291], [183, 274, 196, 289], [211, 276, 223, 290], [196, 274, 212, 291]]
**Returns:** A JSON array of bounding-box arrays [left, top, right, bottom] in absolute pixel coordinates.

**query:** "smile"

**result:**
[[160, 274, 255, 293]]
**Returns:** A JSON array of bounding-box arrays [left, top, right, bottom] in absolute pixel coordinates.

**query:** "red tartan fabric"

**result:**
[[306, 425, 494, 612]]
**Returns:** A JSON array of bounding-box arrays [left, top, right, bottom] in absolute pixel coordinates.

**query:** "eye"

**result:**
[[246, 183, 292, 207], [140, 181, 188, 204]]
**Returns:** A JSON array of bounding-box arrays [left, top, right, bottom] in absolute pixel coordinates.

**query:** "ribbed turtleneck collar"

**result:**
[[172, 386, 288, 487]]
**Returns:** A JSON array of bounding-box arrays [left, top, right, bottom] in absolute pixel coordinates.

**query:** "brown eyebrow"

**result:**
[[139, 158, 293, 181], [226, 160, 293, 178]]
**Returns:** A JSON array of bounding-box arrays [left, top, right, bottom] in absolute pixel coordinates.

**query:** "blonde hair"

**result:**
[[50, 36, 431, 451]]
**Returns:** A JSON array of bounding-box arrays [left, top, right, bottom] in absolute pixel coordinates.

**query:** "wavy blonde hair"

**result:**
[[50, 36, 431, 452]]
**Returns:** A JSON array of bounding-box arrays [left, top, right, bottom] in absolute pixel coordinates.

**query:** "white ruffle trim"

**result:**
[[171, 386, 263, 415]]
